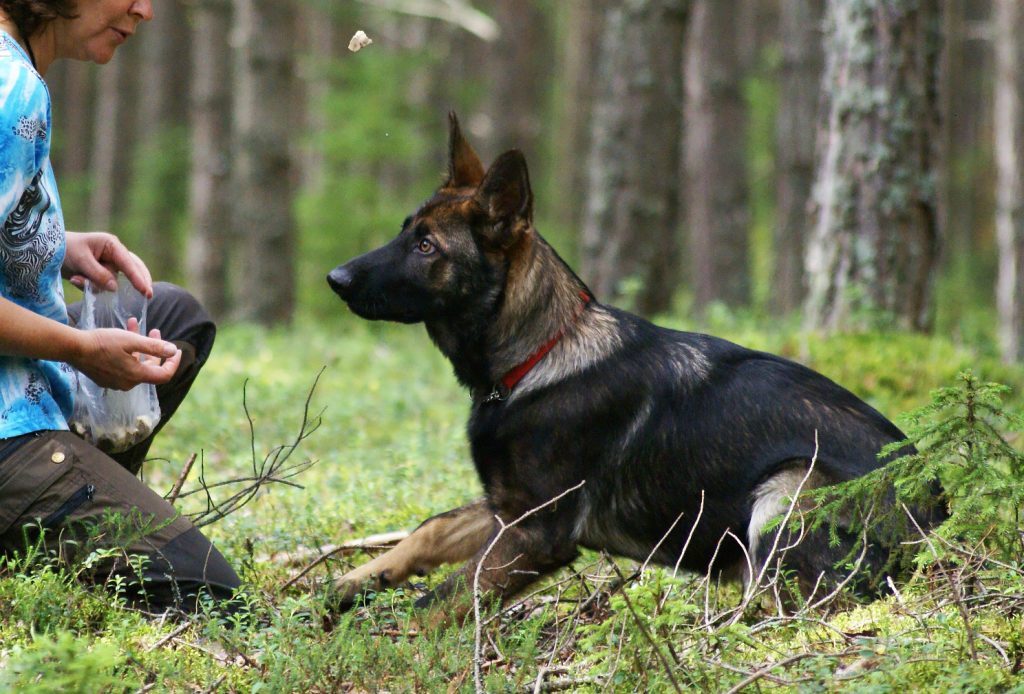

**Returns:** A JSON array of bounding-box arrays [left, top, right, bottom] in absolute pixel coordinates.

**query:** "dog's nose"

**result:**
[[327, 266, 354, 296]]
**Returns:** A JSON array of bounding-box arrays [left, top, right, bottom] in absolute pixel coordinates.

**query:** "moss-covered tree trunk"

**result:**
[[804, 0, 941, 333], [994, 0, 1024, 362], [232, 0, 296, 325], [579, 0, 690, 316]]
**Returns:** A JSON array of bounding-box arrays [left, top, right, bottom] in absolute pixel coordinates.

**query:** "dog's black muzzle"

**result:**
[[327, 243, 435, 324], [326, 266, 354, 300]]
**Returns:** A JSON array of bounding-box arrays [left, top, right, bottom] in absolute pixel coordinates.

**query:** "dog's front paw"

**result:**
[[331, 568, 394, 610]]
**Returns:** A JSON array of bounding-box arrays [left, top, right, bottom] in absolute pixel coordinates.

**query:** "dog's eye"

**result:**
[[416, 238, 436, 255]]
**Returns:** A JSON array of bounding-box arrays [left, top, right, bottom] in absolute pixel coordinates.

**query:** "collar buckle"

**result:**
[[482, 383, 510, 404]]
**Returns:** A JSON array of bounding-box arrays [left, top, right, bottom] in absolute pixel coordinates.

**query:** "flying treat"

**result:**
[[348, 30, 373, 52]]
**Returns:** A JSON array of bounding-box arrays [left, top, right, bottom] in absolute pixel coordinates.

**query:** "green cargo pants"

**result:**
[[0, 283, 240, 613]]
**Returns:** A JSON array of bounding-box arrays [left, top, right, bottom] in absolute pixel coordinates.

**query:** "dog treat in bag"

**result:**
[[68, 275, 161, 453]]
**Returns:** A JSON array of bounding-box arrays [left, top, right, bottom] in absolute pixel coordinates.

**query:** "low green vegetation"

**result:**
[[2, 314, 1024, 692]]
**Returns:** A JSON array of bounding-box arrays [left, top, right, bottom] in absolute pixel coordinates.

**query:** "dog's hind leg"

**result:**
[[333, 499, 495, 606], [745, 464, 834, 603], [746, 464, 887, 606]]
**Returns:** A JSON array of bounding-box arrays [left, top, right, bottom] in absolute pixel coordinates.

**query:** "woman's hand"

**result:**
[[0, 297, 179, 390], [70, 318, 181, 390], [63, 231, 153, 298]]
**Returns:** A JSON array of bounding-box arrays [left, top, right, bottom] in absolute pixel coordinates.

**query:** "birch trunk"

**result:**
[[994, 0, 1024, 361]]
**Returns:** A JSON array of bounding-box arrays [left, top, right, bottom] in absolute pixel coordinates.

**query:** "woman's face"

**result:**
[[58, 0, 153, 64]]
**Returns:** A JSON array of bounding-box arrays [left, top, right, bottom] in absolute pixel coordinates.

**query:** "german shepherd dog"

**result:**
[[327, 115, 942, 618]]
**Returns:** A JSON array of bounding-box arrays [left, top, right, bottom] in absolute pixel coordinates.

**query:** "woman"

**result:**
[[0, 0, 240, 612]]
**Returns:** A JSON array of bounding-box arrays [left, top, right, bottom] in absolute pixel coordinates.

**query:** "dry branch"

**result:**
[[177, 369, 325, 529], [278, 531, 411, 592], [258, 530, 410, 567], [166, 452, 197, 506]]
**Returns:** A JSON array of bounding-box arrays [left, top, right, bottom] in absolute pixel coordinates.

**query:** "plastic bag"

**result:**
[[68, 275, 161, 453]]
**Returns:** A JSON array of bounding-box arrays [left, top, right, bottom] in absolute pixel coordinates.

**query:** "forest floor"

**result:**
[[2, 314, 1024, 692]]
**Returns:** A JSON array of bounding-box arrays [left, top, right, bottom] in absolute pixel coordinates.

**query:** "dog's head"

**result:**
[[327, 113, 533, 324]]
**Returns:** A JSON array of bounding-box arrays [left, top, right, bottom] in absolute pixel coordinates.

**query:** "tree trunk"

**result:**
[[942, 1, 994, 263], [187, 0, 234, 319], [47, 60, 94, 223], [48, 60, 93, 179], [772, 0, 824, 314], [685, 0, 750, 310], [295, 2, 338, 193], [553, 0, 607, 234], [994, 0, 1024, 361], [232, 0, 296, 325], [132, 0, 190, 277], [579, 0, 690, 315], [87, 42, 139, 231], [737, 0, 779, 70], [804, 0, 942, 333], [481, 0, 552, 159]]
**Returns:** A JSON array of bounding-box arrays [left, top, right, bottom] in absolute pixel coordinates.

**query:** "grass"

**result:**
[[2, 313, 1024, 692]]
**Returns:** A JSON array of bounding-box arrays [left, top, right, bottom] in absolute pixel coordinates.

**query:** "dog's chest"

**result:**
[[467, 402, 584, 507], [467, 409, 523, 492]]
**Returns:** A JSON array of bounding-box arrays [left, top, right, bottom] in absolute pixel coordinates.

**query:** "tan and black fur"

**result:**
[[326, 115, 945, 619]]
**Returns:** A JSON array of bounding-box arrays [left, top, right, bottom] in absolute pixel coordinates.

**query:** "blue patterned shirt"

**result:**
[[0, 32, 74, 437]]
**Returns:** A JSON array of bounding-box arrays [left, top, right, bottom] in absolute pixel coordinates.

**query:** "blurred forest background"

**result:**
[[42, 0, 1024, 362]]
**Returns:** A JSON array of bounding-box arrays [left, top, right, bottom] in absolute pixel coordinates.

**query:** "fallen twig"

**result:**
[[278, 531, 411, 592], [529, 674, 603, 693], [902, 502, 979, 661], [721, 648, 859, 694], [166, 452, 197, 506], [144, 620, 194, 653], [259, 530, 410, 567], [201, 674, 227, 694]]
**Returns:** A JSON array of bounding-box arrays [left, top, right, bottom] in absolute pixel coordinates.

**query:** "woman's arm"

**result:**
[[0, 295, 181, 390]]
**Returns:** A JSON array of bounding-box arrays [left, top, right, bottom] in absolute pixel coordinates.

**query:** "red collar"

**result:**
[[482, 291, 591, 403]]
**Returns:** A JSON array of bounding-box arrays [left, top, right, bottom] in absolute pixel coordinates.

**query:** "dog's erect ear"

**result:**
[[446, 112, 485, 189], [473, 150, 533, 230]]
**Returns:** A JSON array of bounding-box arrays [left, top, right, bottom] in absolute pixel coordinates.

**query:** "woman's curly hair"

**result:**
[[0, 0, 77, 39]]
